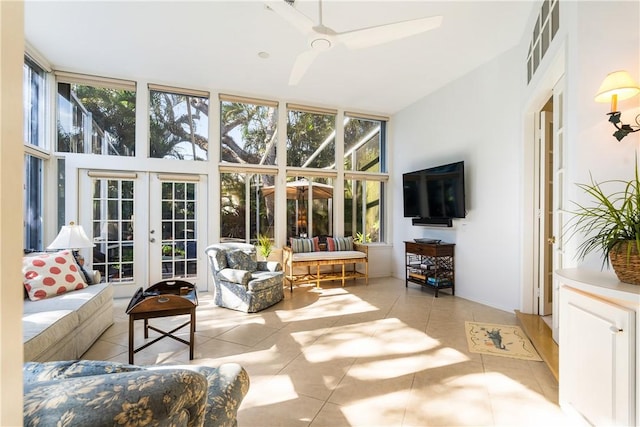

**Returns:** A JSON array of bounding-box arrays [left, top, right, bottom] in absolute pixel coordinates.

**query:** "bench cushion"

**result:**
[[291, 250, 366, 261]]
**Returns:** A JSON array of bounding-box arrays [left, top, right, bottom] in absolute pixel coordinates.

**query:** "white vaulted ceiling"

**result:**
[[24, 0, 535, 115]]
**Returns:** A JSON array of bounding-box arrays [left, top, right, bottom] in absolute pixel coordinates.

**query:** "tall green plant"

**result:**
[[569, 155, 640, 267]]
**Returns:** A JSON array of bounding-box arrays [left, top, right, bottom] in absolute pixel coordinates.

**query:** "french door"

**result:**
[[79, 170, 207, 298]]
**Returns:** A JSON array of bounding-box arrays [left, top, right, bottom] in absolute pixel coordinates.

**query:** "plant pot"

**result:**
[[609, 241, 640, 285]]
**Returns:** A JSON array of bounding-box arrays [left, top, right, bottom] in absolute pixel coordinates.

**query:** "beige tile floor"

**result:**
[[83, 277, 574, 427]]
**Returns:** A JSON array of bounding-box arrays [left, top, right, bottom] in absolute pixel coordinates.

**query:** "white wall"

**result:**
[[563, 0, 640, 271], [391, 0, 640, 313], [391, 46, 524, 312]]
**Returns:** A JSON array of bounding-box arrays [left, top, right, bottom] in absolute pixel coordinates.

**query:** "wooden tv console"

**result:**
[[404, 241, 455, 297]]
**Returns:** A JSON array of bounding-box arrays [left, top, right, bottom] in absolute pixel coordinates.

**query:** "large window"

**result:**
[[344, 178, 383, 243], [149, 86, 209, 160], [343, 114, 386, 243], [285, 176, 333, 240], [220, 96, 278, 165], [287, 107, 336, 168], [23, 57, 48, 252], [56, 78, 136, 155], [23, 58, 46, 149], [344, 116, 385, 172], [220, 172, 276, 243], [24, 155, 44, 252]]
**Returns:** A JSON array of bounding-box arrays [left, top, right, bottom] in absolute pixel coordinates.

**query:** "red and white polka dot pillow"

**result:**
[[22, 250, 88, 301]]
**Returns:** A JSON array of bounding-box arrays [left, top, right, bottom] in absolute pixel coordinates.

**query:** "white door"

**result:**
[[551, 77, 566, 343], [535, 109, 553, 316], [79, 170, 147, 297], [148, 173, 207, 286], [79, 170, 207, 298]]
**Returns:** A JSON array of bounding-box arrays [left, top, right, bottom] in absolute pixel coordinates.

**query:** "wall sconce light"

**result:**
[[594, 70, 640, 141]]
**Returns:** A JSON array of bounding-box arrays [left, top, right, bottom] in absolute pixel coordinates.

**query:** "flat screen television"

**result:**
[[403, 161, 466, 221]]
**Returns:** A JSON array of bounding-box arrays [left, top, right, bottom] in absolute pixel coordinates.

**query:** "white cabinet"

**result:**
[[556, 269, 639, 426]]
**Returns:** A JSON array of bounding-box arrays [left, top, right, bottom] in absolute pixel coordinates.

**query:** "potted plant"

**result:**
[[353, 232, 372, 244], [256, 234, 273, 261], [569, 155, 640, 285]]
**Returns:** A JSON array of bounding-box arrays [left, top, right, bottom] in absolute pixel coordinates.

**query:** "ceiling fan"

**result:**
[[265, 0, 443, 85]]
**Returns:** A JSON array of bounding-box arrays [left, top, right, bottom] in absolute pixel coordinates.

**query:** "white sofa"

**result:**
[[23, 279, 114, 362]]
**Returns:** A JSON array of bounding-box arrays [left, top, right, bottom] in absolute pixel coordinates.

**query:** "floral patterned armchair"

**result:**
[[23, 360, 249, 427], [205, 243, 284, 313]]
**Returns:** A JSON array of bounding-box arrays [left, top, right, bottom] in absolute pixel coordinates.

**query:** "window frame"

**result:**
[[23, 55, 51, 252]]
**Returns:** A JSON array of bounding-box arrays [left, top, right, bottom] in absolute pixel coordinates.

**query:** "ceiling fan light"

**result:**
[[311, 38, 331, 51]]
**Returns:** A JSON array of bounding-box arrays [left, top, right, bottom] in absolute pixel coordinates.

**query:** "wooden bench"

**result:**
[[282, 243, 368, 291]]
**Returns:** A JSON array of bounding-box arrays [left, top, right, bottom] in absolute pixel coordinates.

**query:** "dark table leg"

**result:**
[[129, 315, 134, 364], [189, 308, 196, 360]]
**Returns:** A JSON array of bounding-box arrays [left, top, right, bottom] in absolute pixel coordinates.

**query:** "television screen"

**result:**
[[403, 161, 465, 219]]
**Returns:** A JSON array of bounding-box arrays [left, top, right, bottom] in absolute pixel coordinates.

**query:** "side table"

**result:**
[[126, 279, 198, 364]]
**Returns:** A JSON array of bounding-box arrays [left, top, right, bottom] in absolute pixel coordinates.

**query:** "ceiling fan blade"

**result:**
[[289, 49, 320, 85], [337, 15, 443, 50], [265, 1, 314, 35]]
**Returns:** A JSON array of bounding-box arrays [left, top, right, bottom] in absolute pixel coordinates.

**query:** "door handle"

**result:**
[[150, 237, 156, 243]]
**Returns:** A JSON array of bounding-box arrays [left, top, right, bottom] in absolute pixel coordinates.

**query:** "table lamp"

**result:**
[[47, 221, 94, 252], [48, 221, 96, 283]]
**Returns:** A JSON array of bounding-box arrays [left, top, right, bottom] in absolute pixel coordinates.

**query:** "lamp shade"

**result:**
[[47, 222, 95, 250], [594, 70, 640, 103]]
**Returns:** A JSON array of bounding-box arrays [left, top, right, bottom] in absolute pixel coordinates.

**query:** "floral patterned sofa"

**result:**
[[205, 243, 284, 313], [23, 359, 250, 427]]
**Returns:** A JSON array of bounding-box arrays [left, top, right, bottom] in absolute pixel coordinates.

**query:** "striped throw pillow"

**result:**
[[290, 237, 315, 253], [333, 236, 354, 251]]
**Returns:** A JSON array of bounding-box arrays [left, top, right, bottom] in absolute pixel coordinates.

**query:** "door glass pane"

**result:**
[[91, 178, 135, 283], [161, 181, 198, 279]]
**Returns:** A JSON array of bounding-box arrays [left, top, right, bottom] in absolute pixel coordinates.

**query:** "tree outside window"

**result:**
[[57, 82, 136, 156], [220, 172, 275, 243], [149, 89, 209, 160]]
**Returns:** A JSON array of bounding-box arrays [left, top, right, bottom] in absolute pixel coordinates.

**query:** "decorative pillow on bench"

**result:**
[[326, 236, 354, 251], [290, 237, 320, 253], [22, 250, 88, 301]]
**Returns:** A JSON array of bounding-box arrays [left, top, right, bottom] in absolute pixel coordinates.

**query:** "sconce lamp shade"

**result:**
[[594, 70, 640, 104], [47, 222, 95, 250]]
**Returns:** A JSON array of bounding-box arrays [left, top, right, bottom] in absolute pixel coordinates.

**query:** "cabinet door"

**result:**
[[559, 286, 635, 426]]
